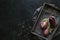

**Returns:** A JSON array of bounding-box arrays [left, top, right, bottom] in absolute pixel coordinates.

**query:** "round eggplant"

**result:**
[[43, 28, 49, 36], [40, 21, 47, 29]]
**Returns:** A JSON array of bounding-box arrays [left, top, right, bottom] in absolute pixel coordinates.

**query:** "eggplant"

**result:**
[[40, 18, 48, 29], [49, 16, 56, 28], [43, 28, 49, 36]]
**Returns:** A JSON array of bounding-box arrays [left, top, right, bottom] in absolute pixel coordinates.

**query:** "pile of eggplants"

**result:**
[[40, 16, 56, 36]]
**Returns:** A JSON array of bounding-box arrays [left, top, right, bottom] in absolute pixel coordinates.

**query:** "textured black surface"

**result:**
[[0, 0, 60, 40]]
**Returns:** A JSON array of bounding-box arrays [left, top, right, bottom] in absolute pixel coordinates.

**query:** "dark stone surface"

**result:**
[[0, 0, 60, 40]]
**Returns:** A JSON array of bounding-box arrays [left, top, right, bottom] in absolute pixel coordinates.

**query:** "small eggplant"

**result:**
[[40, 18, 48, 29], [49, 16, 56, 28], [43, 28, 49, 36]]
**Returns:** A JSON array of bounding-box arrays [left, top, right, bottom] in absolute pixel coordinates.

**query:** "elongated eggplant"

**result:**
[[49, 16, 56, 28]]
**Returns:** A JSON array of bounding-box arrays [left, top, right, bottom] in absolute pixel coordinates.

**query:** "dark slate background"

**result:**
[[0, 0, 60, 40]]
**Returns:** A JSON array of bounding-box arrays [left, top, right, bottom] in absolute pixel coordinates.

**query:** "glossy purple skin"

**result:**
[[40, 21, 47, 29], [49, 16, 56, 28], [43, 28, 49, 36]]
